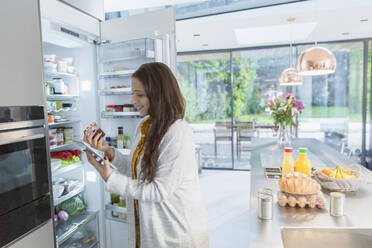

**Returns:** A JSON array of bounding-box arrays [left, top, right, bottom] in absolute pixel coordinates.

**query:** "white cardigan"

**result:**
[[106, 118, 210, 248]]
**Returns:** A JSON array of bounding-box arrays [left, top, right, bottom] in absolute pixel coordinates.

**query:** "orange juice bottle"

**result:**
[[295, 148, 312, 177], [282, 147, 295, 178]]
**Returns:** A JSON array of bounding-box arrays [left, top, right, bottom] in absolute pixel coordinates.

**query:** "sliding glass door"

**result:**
[[177, 53, 233, 169]]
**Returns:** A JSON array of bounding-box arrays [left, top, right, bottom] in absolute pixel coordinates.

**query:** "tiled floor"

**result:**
[[199, 170, 251, 248]]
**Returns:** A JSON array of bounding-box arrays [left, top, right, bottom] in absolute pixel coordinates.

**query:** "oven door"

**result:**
[[0, 127, 50, 216]]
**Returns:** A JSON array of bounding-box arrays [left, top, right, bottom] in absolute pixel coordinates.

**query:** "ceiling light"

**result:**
[[235, 22, 317, 45], [279, 68, 303, 86], [360, 18, 369, 22], [202, 44, 208, 46], [193, 34, 200, 37], [296, 46, 336, 76], [341, 32, 350, 35], [279, 18, 302, 86]]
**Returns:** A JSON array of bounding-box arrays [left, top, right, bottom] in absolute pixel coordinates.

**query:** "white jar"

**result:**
[[53, 78, 65, 95], [57, 60, 68, 73]]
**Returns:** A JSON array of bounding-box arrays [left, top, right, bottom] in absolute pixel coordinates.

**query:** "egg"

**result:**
[[308, 195, 316, 208], [279, 193, 287, 207], [316, 194, 325, 208], [298, 196, 307, 208], [288, 196, 297, 207]]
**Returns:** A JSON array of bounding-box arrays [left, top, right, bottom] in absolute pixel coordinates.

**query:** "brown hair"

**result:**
[[132, 62, 185, 183]]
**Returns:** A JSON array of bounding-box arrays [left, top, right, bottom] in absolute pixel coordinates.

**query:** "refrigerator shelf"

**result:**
[[50, 141, 80, 151], [49, 120, 81, 127], [105, 204, 127, 223], [100, 70, 135, 77], [54, 184, 84, 206], [44, 71, 77, 78], [52, 161, 83, 178], [56, 211, 98, 245], [99, 88, 132, 95], [100, 52, 155, 64], [47, 95, 79, 101], [101, 111, 141, 118]]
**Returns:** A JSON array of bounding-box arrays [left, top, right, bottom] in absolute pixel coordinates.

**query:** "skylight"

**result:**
[[235, 22, 317, 45]]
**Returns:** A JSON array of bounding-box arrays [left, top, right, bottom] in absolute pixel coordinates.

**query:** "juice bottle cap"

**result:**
[[299, 147, 308, 153], [284, 147, 293, 152]]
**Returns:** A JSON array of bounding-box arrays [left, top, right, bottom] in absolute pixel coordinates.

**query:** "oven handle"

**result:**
[[0, 127, 45, 146]]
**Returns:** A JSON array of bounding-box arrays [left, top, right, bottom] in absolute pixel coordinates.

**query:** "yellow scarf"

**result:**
[[131, 116, 151, 248]]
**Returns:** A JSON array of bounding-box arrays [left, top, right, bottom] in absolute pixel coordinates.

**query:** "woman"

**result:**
[[84, 62, 210, 248]]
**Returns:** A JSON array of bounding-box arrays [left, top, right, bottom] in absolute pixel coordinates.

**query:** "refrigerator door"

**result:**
[[100, 7, 177, 72]]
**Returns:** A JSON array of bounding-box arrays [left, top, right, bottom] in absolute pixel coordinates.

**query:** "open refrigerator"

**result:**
[[39, 1, 176, 247]]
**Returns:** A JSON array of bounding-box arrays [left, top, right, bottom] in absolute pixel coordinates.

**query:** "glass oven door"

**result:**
[[0, 127, 50, 216]]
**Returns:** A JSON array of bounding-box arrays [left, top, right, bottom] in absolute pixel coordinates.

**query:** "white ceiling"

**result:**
[[104, 0, 203, 12], [176, 0, 372, 52]]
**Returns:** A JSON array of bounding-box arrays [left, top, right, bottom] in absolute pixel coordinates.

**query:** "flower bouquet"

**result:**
[[268, 93, 305, 146]]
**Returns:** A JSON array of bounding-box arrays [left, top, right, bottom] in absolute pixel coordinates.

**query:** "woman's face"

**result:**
[[131, 77, 150, 116]]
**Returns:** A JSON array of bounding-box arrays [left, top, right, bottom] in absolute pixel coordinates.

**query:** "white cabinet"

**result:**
[[0, 0, 45, 107]]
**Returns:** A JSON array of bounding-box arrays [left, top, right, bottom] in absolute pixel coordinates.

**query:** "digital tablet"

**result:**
[[76, 140, 118, 170]]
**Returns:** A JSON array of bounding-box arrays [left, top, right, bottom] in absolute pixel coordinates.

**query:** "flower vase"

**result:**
[[278, 122, 292, 147]]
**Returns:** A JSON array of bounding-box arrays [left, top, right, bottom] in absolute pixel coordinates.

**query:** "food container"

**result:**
[[44, 54, 56, 63], [123, 104, 134, 112], [278, 191, 325, 208], [53, 78, 65, 94], [67, 66, 75, 74], [84, 122, 105, 138], [63, 127, 73, 144], [48, 115, 55, 123], [44, 62, 57, 72], [53, 184, 65, 198], [115, 105, 123, 112], [61, 57, 73, 66], [106, 105, 116, 112], [330, 192, 345, 216], [49, 129, 57, 146], [56, 128, 64, 145], [57, 60, 68, 73], [313, 164, 366, 192], [258, 189, 273, 220]]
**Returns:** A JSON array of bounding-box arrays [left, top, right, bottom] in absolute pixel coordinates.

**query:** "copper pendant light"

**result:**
[[279, 17, 303, 86], [279, 67, 303, 86], [296, 45, 336, 76]]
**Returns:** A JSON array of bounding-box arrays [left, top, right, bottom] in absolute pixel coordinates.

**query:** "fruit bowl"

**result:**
[[313, 165, 366, 192]]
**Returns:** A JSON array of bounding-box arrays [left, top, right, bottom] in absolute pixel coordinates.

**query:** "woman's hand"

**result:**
[[84, 130, 110, 152], [85, 150, 112, 182]]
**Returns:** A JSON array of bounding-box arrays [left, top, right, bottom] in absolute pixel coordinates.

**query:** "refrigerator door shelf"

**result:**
[[101, 112, 141, 119], [100, 52, 155, 64], [47, 95, 79, 101], [99, 88, 132, 95], [105, 204, 127, 224], [53, 184, 84, 206], [44, 71, 77, 78], [99, 70, 136, 77], [49, 120, 81, 127], [50, 141, 80, 152]]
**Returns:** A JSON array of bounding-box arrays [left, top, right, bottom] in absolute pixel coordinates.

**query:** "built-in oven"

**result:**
[[0, 106, 52, 247]]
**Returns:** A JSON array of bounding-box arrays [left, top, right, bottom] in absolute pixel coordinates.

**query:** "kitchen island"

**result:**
[[249, 138, 372, 248]]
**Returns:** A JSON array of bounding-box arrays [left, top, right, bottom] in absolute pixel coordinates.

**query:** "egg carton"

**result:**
[[278, 191, 325, 209]]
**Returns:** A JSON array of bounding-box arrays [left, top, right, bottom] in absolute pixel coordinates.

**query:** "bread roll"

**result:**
[[280, 172, 320, 195]]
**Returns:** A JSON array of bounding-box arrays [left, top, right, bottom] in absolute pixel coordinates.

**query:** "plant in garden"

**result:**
[[268, 93, 305, 126]]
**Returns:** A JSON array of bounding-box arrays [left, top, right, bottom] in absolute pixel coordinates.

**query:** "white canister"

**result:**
[[57, 60, 68, 73], [257, 188, 273, 220], [330, 192, 345, 217], [53, 79, 65, 95]]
